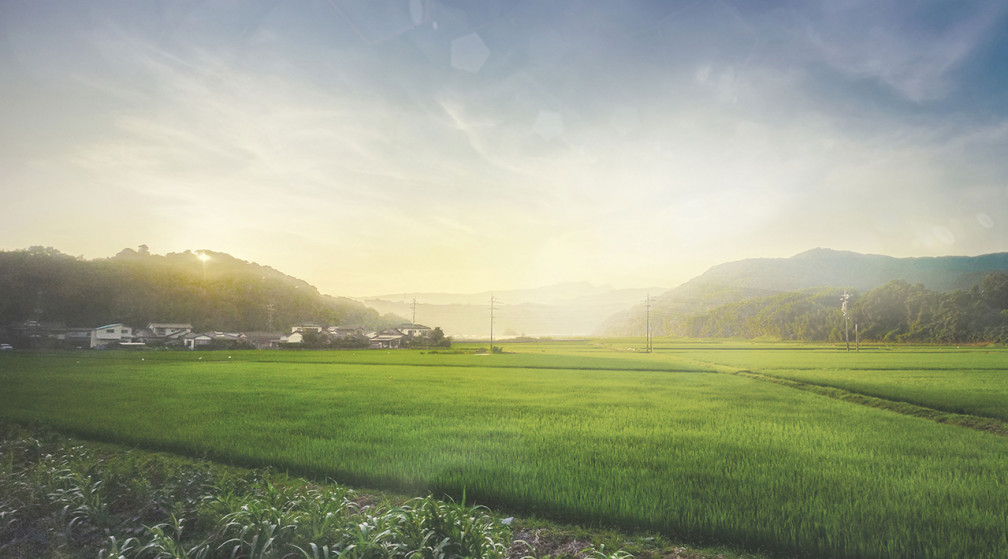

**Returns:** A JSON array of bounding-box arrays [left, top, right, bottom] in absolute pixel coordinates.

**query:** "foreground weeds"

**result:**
[[0, 422, 661, 559]]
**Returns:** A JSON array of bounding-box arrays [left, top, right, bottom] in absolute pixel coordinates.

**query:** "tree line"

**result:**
[[680, 272, 1008, 343]]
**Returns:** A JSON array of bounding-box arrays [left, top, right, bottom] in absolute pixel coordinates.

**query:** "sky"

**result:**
[[2, 0, 1008, 297]]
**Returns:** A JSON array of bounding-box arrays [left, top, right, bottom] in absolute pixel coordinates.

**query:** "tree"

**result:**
[[405, 326, 451, 349], [430, 327, 451, 347], [853, 280, 920, 341], [981, 272, 1008, 310], [299, 330, 331, 349]]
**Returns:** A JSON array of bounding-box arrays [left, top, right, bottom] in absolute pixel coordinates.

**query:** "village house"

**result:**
[[182, 332, 213, 350], [210, 331, 246, 343], [181, 331, 248, 350], [397, 323, 432, 337], [245, 331, 284, 350], [286, 324, 324, 344], [147, 323, 193, 338], [369, 331, 405, 349], [327, 326, 366, 339], [90, 323, 136, 349], [133, 322, 194, 346]]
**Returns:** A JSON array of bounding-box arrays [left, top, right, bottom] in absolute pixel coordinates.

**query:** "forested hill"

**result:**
[[601, 249, 1008, 341], [0, 246, 400, 332]]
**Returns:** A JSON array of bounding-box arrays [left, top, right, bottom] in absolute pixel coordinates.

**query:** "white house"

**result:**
[[90, 324, 135, 349], [397, 323, 432, 337]]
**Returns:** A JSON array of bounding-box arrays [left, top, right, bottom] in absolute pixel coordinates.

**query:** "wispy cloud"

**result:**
[[797, 1, 1008, 102], [2, 0, 1006, 294]]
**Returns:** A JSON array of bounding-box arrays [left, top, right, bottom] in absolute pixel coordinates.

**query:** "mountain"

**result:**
[[0, 246, 401, 332], [687, 248, 1008, 292], [360, 283, 665, 338], [602, 249, 1008, 336]]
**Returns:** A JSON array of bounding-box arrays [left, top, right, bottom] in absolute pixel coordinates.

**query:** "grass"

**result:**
[[1, 343, 1007, 558]]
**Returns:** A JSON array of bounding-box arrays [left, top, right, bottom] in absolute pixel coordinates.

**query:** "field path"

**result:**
[[701, 364, 1008, 437]]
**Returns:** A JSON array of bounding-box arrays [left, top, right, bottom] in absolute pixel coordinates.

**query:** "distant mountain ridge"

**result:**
[[602, 248, 1008, 336], [693, 248, 1008, 292], [360, 283, 666, 338]]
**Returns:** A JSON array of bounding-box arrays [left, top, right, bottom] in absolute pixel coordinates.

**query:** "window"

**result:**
[[106, 329, 116, 334]]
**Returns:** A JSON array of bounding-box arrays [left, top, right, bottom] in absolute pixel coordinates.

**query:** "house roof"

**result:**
[[244, 331, 285, 340], [147, 323, 193, 328], [210, 332, 245, 340]]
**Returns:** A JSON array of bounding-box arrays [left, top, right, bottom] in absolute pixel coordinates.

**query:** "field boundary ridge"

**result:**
[[728, 370, 1008, 438]]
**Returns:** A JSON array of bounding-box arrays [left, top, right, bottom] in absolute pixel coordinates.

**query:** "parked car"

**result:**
[[0, 344, 12, 351]]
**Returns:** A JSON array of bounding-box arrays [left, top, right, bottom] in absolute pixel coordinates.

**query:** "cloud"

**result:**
[[797, 1, 1008, 102]]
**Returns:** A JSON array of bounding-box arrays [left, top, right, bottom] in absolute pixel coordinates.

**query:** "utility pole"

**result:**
[[411, 297, 417, 325], [841, 290, 850, 352], [644, 294, 652, 353], [266, 302, 276, 332], [489, 293, 498, 354]]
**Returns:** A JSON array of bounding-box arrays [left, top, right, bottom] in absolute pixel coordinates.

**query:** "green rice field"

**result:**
[[1, 342, 1006, 559]]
